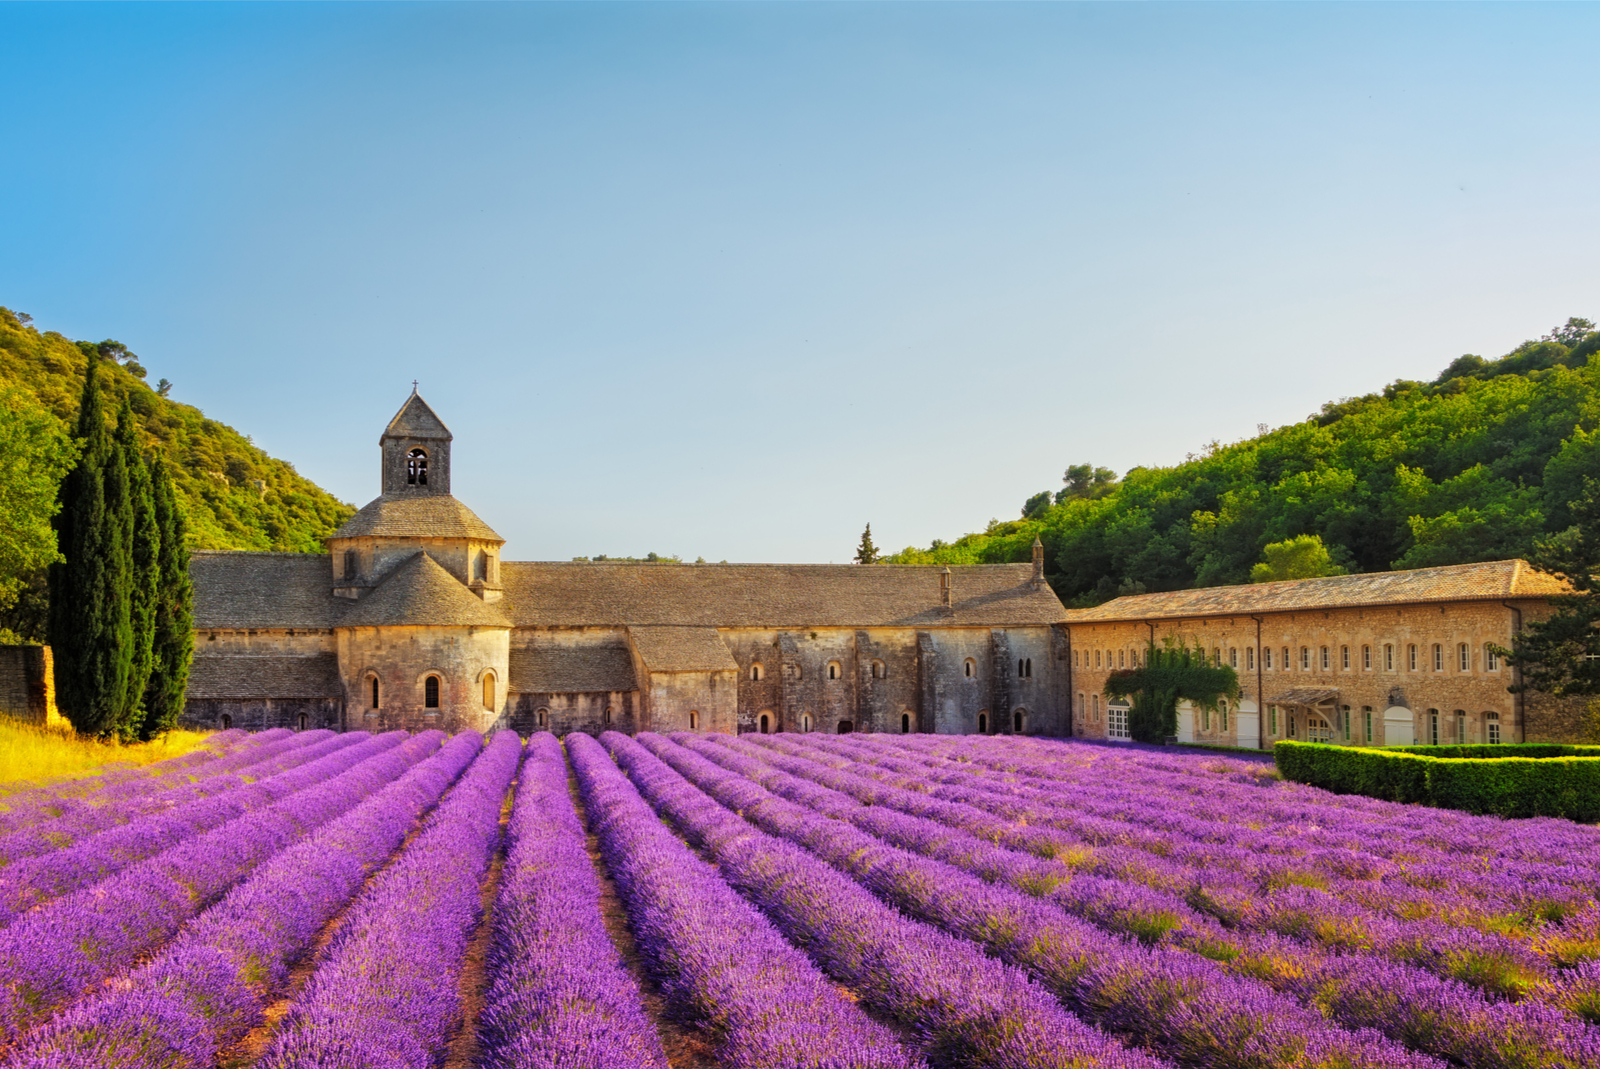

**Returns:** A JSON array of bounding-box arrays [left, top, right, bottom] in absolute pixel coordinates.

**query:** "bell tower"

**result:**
[[380, 387, 451, 496]]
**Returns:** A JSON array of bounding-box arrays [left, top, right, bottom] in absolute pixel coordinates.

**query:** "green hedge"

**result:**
[[1274, 741, 1600, 821], [1388, 744, 1600, 759]]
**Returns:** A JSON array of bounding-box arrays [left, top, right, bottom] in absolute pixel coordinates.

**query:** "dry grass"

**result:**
[[0, 719, 217, 795]]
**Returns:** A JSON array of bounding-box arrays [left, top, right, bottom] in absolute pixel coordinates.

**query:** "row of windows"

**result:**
[[1075, 693, 1131, 740], [751, 657, 1036, 682], [1078, 642, 1503, 674], [528, 705, 619, 729], [365, 672, 497, 712], [1266, 705, 1503, 744]]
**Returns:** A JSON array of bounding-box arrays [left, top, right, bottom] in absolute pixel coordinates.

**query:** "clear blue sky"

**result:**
[[4, 3, 1597, 563]]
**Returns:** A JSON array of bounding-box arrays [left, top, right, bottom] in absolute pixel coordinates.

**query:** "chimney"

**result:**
[[1031, 537, 1045, 588], [939, 567, 952, 612]]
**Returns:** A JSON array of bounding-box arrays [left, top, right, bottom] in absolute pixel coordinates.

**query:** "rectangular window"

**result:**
[[1321, 646, 1329, 670], [1342, 706, 1351, 740], [1213, 648, 1221, 666], [1289, 715, 1297, 738], [1221, 704, 1229, 732], [1342, 646, 1350, 670], [1486, 645, 1499, 671], [1203, 705, 1211, 731], [1408, 644, 1417, 671], [1096, 650, 1102, 668], [1229, 647, 1238, 668], [1459, 643, 1469, 672], [1301, 647, 1310, 670], [1074, 650, 1079, 667], [1363, 707, 1372, 743], [1118, 650, 1125, 669], [1456, 712, 1466, 743], [1264, 647, 1273, 669], [1246, 647, 1255, 670], [1385, 644, 1394, 670], [1363, 645, 1371, 669], [1488, 716, 1501, 744], [1429, 710, 1439, 745], [1433, 644, 1443, 671], [1107, 704, 1129, 740]]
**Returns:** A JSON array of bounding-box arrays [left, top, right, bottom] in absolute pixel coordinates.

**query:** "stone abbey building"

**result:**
[[183, 393, 1072, 737]]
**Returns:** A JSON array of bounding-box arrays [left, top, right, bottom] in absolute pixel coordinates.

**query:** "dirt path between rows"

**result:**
[[439, 781, 516, 1069]]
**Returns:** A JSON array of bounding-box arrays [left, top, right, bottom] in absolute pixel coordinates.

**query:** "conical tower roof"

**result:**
[[381, 391, 451, 444], [338, 551, 511, 628]]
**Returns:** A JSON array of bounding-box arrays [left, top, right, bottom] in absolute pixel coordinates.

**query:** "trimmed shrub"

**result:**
[[1275, 741, 1600, 821]]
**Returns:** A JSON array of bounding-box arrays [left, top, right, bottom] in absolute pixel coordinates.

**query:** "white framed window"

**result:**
[[1385, 644, 1394, 671], [1301, 647, 1310, 670], [1458, 643, 1469, 672], [1486, 711, 1501, 744], [1107, 702, 1130, 740], [1408, 644, 1417, 671], [1433, 644, 1443, 672], [1229, 647, 1238, 668], [1264, 647, 1273, 669], [1486, 645, 1500, 672], [1341, 646, 1349, 670], [1307, 717, 1332, 743], [1363, 645, 1371, 670], [1282, 647, 1289, 670], [1320, 646, 1330, 670]]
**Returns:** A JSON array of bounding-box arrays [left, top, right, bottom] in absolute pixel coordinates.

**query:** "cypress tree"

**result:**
[[141, 457, 193, 739], [117, 397, 159, 739], [48, 355, 134, 736]]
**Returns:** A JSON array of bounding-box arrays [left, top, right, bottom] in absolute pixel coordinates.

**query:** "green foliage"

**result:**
[[0, 385, 77, 640], [883, 318, 1600, 605], [141, 458, 193, 740], [1104, 638, 1240, 743], [0, 306, 354, 569], [1495, 476, 1600, 700], [855, 523, 881, 564], [1274, 741, 1600, 821], [48, 357, 134, 737], [117, 397, 158, 736], [1250, 534, 1347, 583]]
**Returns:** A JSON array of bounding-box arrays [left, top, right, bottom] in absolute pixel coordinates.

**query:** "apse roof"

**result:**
[[329, 494, 504, 542]]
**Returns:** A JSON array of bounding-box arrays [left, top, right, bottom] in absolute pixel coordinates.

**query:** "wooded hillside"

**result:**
[[0, 306, 354, 639], [886, 318, 1600, 606]]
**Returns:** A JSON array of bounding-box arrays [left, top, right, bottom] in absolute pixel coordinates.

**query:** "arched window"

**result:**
[[370, 676, 380, 709], [801, 714, 812, 732], [221, 713, 233, 730], [482, 673, 496, 711], [688, 710, 698, 730], [977, 712, 988, 735], [344, 549, 358, 580], [1341, 646, 1349, 670], [1432, 644, 1443, 672], [872, 660, 886, 679], [424, 675, 440, 708], [537, 708, 548, 729], [964, 658, 976, 678], [759, 713, 770, 734], [298, 713, 307, 731], [604, 706, 613, 726], [1384, 644, 1394, 670], [901, 713, 910, 734], [1458, 643, 1469, 672], [1486, 644, 1500, 671], [827, 661, 841, 680], [1013, 709, 1023, 733], [1486, 711, 1501, 744], [407, 447, 428, 485], [750, 663, 763, 682], [836, 720, 853, 735]]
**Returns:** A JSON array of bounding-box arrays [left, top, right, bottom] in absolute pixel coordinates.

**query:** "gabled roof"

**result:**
[[339, 552, 512, 629], [498, 562, 1065, 629], [509, 646, 636, 693], [330, 494, 504, 542], [1065, 559, 1567, 624], [192, 552, 345, 630], [628, 627, 740, 673], [382, 392, 451, 443], [186, 653, 342, 700]]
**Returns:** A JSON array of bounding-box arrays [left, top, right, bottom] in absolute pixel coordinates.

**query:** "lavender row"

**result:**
[[599, 730, 1161, 1069], [258, 729, 522, 1069], [0, 730, 339, 868], [476, 732, 668, 1069], [8, 730, 486, 1069], [723, 734, 1598, 1069], [802, 733, 1576, 986], [0, 731, 374, 928], [571, 731, 922, 1069], [0, 729, 435, 1041], [0, 728, 269, 835], [645, 732, 1436, 1069]]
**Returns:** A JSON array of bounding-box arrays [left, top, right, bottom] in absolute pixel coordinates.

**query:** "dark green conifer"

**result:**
[[48, 355, 133, 735], [117, 397, 159, 739], [141, 456, 193, 738]]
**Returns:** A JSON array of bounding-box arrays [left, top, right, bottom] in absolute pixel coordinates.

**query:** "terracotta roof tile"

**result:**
[[627, 627, 739, 673], [330, 495, 503, 542], [509, 646, 636, 693], [186, 653, 342, 700], [1065, 559, 1566, 624], [338, 552, 512, 628]]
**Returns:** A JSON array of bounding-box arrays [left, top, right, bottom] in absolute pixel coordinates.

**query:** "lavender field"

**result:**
[[2, 727, 1598, 1069]]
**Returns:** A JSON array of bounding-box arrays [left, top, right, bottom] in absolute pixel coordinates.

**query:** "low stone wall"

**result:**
[[0, 645, 60, 727], [181, 697, 345, 733]]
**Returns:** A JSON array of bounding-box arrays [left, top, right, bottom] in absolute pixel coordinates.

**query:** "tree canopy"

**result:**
[[1250, 534, 1347, 584], [886, 318, 1600, 606]]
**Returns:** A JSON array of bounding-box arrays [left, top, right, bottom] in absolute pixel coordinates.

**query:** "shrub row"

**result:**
[[1274, 742, 1600, 821]]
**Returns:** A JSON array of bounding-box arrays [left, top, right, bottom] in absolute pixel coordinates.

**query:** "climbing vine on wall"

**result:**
[[1105, 637, 1240, 743]]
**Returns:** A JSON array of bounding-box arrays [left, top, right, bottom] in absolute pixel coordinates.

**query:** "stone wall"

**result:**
[[0, 646, 57, 727], [338, 624, 509, 734], [504, 690, 638, 737], [1067, 599, 1540, 746], [182, 697, 343, 733]]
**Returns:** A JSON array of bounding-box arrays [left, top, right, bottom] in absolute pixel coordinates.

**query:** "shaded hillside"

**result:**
[[886, 318, 1600, 606], [0, 307, 353, 552]]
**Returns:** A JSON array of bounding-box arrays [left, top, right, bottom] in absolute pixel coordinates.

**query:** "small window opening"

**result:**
[[872, 659, 886, 679], [425, 675, 440, 708], [370, 677, 380, 709], [759, 713, 770, 734], [483, 673, 495, 711], [750, 663, 763, 682], [978, 712, 988, 735], [344, 549, 358, 580], [604, 706, 613, 726], [1013, 709, 1023, 733], [964, 658, 976, 678], [901, 713, 910, 734], [801, 713, 811, 732], [406, 447, 428, 486], [828, 662, 841, 680], [298, 712, 307, 731], [689, 710, 699, 730], [836, 720, 853, 735], [221, 713, 233, 730], [538, 708, 548, 729]]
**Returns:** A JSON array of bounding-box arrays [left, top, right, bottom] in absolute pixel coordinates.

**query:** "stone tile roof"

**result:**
[[192, 552, 346, 630], [383, 392, 451, 442], [628, 627, 740, 673], [339, 552, 512, 629], [498, 563, 1065, 629], [509, 646, 636, 693], [330, 495, 503, 542], [1065, 559, 1567, 624], [186, 653, 342, 700]]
